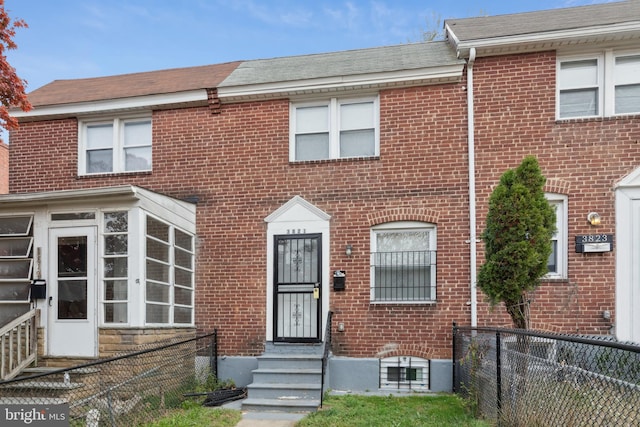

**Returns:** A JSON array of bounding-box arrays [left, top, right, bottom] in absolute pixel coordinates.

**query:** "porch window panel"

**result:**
[[147, 217, 169, 241], [146, 282, 170, 303], [146, 238, 169, 262], [174, 267, 193, 288], [174, 306, 192, 324], [104, 279, 128, 300], [52, 212, 95, 221], [104, 257, 128, 278], [0, 216, 32, 236], [175, 247, 192, 269], [146, 303, 169, 324], [104, 303, 127, 323], [0, 303, 31, 325], [146, 259, 169, 283], [175, 230, 193, 251], [104, 211, 128, 233], [0, 259, 33, 280], [174, 286, 192, 305], [0, 283, 30, 300], [0, 238, 32, 257], [104, 235, 127, 255]]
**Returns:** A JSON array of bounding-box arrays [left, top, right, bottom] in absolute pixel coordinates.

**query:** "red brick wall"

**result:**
[[473, 51, 640, 335], [0, 143, 7, 194], [9, 50, 638, 358]]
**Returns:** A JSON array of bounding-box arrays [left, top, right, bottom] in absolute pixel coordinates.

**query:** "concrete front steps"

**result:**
[[242, 343, 324, 413], [0, 365, 100, 402]]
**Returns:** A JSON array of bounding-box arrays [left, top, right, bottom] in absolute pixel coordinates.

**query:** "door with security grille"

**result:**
[[274, 234, 321, 342]]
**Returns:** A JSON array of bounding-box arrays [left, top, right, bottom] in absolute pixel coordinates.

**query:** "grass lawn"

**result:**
[[296, 394, 490, 427], [142, 393, 488, 427], [140, 401, 241, 427]]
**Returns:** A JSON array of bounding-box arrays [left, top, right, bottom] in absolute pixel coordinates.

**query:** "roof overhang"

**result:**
[[12, 90, 209, 122], [217, 65, 464, 103], [448, 22, 640, 58], [0, 185, 192, 209]]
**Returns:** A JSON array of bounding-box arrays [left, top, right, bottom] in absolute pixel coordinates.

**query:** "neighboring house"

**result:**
[[0, 143, 7, 194], [3, 1, 639, 394]]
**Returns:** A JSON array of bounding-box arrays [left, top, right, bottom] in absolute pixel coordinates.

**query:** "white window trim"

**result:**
[[289, 96, 379, 162], [557, 49, 640, 120], [78, 114, 152, 176], [380, 356, 429, 391], [545, 193, 568, 280], [144, 213, 195, 326], [370, 221, 437, 304]]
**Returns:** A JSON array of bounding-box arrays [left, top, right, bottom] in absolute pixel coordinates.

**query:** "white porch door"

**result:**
[[48, 227, 97, 357]]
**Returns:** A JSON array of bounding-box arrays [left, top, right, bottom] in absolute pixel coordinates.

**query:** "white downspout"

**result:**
[[467, 47, 478, 327]]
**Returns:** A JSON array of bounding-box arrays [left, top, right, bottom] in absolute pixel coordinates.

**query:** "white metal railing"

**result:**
[[0, 308, 39, 380]]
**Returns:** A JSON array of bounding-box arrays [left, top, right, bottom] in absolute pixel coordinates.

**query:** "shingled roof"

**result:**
[[217, 41, 465, 102], [446, 0, 640, 58], [26, 61, 241, 108]]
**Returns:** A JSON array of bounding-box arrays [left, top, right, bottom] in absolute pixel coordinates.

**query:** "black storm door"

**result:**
[[274, 234, 321, 342]]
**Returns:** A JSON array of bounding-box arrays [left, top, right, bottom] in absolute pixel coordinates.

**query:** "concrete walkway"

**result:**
[[223, 398, 308, 427]]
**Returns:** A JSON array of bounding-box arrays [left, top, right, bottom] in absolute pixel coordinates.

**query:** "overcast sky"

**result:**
[[5, 0, 621, 93]]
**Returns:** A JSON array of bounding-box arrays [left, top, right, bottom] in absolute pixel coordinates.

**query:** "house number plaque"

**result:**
[[575, 234, 614, 253]]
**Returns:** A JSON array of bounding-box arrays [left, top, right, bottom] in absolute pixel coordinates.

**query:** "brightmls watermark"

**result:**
[[1, 404, 69, 426]]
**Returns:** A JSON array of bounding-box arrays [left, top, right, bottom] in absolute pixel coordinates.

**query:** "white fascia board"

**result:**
[[0, 185, 138, 205], [218, 65, 464, 102], [13, 89, 209, 119], [454, 22, 640, 58]]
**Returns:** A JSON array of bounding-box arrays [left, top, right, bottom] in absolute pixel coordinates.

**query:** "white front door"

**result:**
[[48, 227, 97, 357]]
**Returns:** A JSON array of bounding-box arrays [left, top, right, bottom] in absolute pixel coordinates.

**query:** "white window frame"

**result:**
[[78, 115, 152, 175], [380, 356, 429, 391], [557, 50, 640, 119], [370, 221, 436, 304], [144, 214, 194, 326], [290, 96, 379, 161], [545, 193, 567, 280]]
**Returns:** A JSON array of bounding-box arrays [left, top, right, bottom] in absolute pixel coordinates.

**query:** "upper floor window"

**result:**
[[370, 221, 436, 303], [290, 96, 379, 161], [558, 51, 640, 119], [79, 116, 152, 175], [546, 194, 567, 280]]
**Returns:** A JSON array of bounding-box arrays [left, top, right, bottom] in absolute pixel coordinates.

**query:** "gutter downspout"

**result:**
[[466, 47, 478, 327]]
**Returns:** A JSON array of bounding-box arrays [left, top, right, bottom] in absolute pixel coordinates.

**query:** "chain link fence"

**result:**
[[453, 325, 640, 426], [0, 330, 219, 426]]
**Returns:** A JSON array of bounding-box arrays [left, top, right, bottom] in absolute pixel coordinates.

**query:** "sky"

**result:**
[[4, 0, 623, 93]]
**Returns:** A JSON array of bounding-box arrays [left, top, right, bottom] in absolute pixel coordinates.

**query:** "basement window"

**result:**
[[380, 356, 429, 391]]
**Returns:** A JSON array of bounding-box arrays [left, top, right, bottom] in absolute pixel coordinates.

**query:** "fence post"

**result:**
[[452, 322, 457, 393], [496, 330, 502, 419], [210, 329, 218, 378]]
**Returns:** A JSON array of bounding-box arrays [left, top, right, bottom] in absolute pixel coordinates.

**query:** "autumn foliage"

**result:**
[[0, 0, 30, 132]]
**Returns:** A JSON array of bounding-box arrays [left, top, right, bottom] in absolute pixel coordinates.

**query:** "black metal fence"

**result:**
[[453, 324, 640, 426], [0, 330, 218, 426]]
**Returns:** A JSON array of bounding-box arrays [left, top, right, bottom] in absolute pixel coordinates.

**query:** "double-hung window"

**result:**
[[79, 116, 152, 175], [370, 222, 436, 303], [558, 51, 640, 118], [545, 194, 567, 279], [291, 97, 378, 161], [615, 54, 640, 114]]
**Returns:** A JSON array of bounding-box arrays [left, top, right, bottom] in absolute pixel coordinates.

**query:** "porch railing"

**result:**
[[0, 308, 39, 380], [320, 310, 333, 407]]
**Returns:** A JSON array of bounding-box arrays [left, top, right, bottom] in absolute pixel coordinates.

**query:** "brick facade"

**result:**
[[10, 50, 637, 360]]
